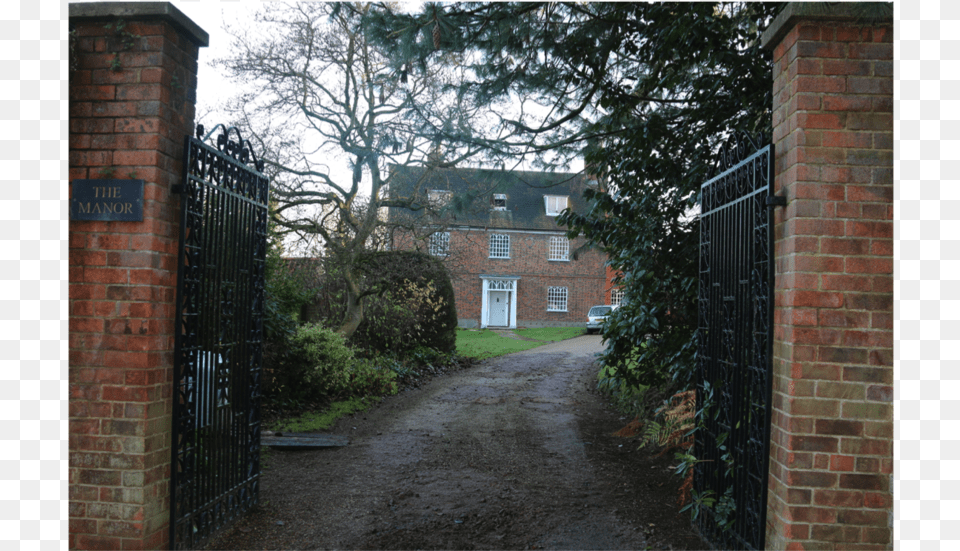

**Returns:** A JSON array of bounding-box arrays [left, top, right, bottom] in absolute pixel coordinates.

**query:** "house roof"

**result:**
[[387, 164, 594, 231]]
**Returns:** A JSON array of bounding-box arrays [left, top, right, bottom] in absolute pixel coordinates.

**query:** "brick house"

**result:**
[[388, 165, 614, 329]]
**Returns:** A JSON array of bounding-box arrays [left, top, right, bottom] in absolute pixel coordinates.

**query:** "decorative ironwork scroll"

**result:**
[[696, 133, 776, 551], [171, 125, 269, 550]]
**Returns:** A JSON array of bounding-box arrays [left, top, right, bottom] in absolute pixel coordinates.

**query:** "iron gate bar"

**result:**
[[171, 124, 268, 550], [695, 133, 775, 551]]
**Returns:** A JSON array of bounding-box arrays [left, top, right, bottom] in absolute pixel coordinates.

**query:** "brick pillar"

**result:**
[[68, 3, 207, 549], [760, 4, 893, 550]]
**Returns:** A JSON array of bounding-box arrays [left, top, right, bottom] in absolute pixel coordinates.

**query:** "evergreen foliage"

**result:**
[[366, 2, 785, 392], [263, 216, 322, 343], [276, 323, 398, 400], [351, 250, 459, 355], [287, 323, 357, 397]]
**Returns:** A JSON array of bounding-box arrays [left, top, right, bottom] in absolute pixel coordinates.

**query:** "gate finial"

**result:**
[[715, 131, 768, 176], [197, 124, 266, 174]]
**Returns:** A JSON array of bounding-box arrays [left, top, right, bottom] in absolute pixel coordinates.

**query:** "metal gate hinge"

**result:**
[[766, 195, 786, 208]]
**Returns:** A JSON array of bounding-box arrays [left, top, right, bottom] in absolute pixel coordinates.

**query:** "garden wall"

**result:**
[[68, 3, 207, 549], [761, 4, 894, 550]]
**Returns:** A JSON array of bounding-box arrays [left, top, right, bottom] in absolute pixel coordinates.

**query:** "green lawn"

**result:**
[[456, 327, 586, 360], [515, 327, 586, 342]]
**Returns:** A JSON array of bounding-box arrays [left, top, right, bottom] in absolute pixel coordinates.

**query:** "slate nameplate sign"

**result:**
[[70, 179, 144, 222]]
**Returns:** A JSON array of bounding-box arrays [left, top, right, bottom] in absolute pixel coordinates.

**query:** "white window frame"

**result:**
[[547, 286, 568, 312], [487, 279, 515, 291], [492, 193, 507, 211], [429, 231, 450, 257], [611, 287, 624, 307], [544, 195, 569, 216], [548, 236, 570, 261], [489, 233, 510, 259]]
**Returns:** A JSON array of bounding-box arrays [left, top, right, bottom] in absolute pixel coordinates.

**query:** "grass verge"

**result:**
[[515, 326, 586, 342], [456, 326, 586, 360], [271, 396, 375, 433]]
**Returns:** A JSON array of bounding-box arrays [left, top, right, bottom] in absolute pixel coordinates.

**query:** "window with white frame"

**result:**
[[611, 287, 624, 307], [544, 195, 569, 216], [547, 286, 568, 312], [491, 193, 507, 211], [429, 231, 450, 256], [548, 236, 569, 261], [489, 234, 510, 258]]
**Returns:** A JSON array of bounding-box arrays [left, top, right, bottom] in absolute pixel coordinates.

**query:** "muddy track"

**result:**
[[205, 335, 706, 550]]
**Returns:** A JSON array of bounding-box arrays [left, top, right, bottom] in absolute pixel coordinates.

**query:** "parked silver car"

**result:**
[[586, 305, 615, 334]]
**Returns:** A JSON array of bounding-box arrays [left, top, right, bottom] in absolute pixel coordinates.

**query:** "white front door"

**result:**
[[489, 290, 509, 326]]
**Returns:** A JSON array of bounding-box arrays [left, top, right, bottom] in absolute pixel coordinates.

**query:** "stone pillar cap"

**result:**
[[761, 2, 893, 50], [69, 1, 209, 47]]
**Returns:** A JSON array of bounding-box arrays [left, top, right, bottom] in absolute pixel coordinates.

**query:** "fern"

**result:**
[[639, 389, 696, 453]]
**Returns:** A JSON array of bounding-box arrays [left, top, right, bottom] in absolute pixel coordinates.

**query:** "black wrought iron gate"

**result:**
[[695, 134, 778, 550], [171, 125, 269, 549]]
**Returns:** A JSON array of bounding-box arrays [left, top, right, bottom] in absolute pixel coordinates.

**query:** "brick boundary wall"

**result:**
[[760, 4, 893, 550], [68, 3, 208, 549]]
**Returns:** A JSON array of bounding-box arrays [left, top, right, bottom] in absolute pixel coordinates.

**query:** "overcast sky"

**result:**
[[129, 1, 425, 131], [67, 0, 262, 130], [126, 1, 255, 129]]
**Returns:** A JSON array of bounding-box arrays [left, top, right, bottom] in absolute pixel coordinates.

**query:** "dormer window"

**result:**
[[428, 189, 452, 207], [544, 195, 569, 216], [492, 193, 507, 211]]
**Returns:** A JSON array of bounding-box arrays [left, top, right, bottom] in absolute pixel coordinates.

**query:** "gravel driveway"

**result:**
[[205, 334, 705, 550]]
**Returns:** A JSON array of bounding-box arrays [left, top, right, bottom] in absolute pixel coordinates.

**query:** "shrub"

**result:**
[[596, 362, 648, 419], [408, 345, 451, 369], [356, 279, 445, 352], [351, 251, 458, 355], [264, 224, 322, 343], [261, 222, 324, 402], [344, 358, 399, 397], [288, 323, 356, 396], [272, 324, 401, 401], [305, 251, 458, 355], [263, 209, 321, 346], [262, 340, 292, 400]]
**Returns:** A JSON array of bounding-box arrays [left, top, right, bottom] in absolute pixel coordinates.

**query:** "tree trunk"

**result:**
[[336, 266, 364, 339]]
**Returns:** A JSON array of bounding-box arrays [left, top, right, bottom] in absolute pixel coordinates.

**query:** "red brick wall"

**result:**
[[762, 6, 893, 550], [603, 265, 621, 305], [69, 5, 205, 550], [397, 228, 608, 327]]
